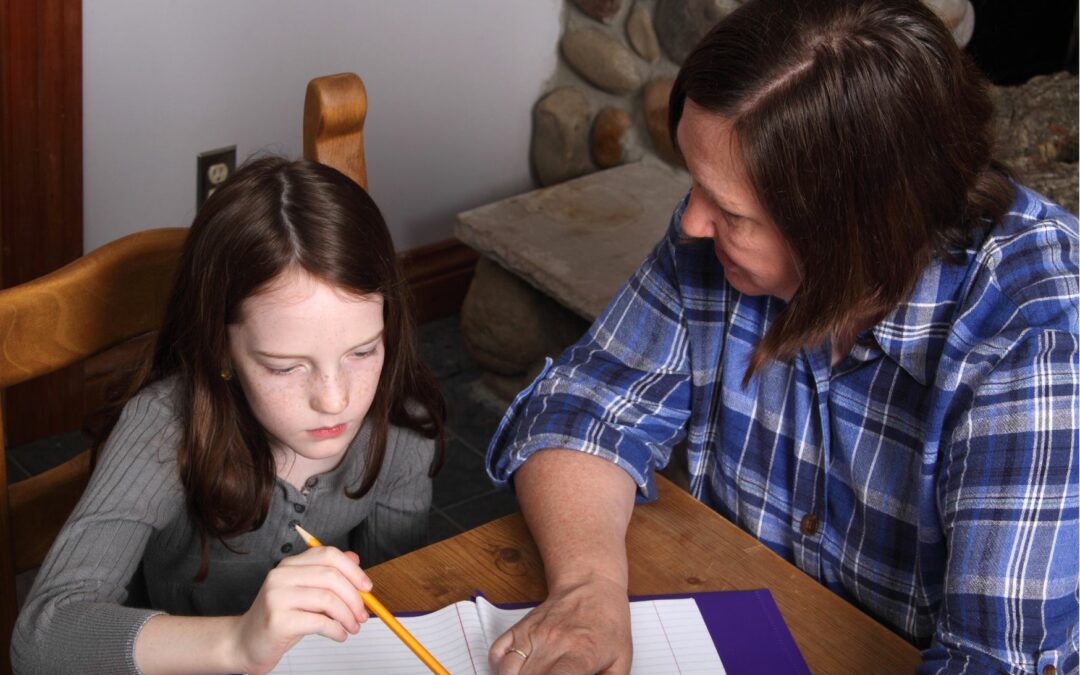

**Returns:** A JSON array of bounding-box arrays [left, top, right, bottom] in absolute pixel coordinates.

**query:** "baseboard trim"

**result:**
[[400, 238, 478, 324]]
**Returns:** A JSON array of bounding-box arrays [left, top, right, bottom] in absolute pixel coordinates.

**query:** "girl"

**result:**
[[12, 157, 446, 674]]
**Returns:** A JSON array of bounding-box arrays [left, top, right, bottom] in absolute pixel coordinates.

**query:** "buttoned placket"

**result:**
[[281, 477, 319, 559], [790, 345, 833, 581]]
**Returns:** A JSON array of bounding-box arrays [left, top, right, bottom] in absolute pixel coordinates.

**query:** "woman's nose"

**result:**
[[680, 194, 713, 239]]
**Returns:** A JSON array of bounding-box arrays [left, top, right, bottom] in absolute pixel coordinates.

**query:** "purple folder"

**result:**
[[484, 588, 810, 674], [648, 589, 810, 674]]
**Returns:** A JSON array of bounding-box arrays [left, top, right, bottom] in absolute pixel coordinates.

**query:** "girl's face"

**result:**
[[227, 269, 385, 474], [676, 101, 801, 301]]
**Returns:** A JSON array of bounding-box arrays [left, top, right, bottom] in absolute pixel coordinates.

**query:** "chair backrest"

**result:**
[[0, 227, 187, 669], [303, 72, 368, 189]]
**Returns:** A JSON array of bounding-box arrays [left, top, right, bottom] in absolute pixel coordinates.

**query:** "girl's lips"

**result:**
[[307, 423, 347, 439]]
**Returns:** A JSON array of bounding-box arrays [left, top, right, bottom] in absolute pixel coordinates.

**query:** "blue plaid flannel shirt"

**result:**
[[487, 186, 1079, 674]]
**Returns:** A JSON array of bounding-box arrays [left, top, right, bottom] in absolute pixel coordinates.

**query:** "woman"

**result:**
[[485, 1, 1078, 673]]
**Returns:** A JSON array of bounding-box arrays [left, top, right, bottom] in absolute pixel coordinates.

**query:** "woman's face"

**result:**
[[676, 102, 801, 301], [227, 268, 385, 473]]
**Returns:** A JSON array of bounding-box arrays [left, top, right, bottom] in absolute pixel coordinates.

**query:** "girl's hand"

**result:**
[[488, 573, 632, 675], [230, 546, 372, 675]]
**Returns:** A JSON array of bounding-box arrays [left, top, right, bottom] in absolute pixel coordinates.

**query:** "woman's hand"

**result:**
[[229, 546, 372, 675], [489, 573, 632, 675]]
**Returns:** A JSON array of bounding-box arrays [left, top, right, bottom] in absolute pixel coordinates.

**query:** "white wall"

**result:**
[[84, 0, 562, 252]]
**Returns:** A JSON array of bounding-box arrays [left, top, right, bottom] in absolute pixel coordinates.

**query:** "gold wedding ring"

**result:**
[[508, 647, 530, 660]]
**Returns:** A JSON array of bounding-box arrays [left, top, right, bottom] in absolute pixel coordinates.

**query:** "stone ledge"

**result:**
[[455, 159, 690, 323]]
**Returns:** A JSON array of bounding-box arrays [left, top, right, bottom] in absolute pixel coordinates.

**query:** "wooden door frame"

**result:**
[[0, 0, 85, 451]]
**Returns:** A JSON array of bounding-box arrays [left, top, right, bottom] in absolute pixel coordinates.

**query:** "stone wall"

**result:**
[[531, 0, 977, 187], [991, 72, 1079, 214]]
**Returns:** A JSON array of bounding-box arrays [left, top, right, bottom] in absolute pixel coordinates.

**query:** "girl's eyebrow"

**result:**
[[254, 330, 384, 360]]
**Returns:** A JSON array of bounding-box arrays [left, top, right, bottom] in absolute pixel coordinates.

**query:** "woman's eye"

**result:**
[[723, 210, 750, 229]]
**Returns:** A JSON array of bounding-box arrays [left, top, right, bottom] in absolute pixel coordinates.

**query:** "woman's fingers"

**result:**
[[490, 627, 530, 675], [488, 579, 632, 675]]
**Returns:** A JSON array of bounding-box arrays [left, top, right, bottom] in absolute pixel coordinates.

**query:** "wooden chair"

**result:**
[[0, 228, 187, 671]]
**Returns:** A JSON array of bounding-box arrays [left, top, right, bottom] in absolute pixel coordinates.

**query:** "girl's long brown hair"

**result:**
[[100, 156, 445, 579], [668, 0, 1015, 383]]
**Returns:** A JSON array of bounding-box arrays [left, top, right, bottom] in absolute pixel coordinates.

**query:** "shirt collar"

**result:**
[[866, 245, 979, 387]]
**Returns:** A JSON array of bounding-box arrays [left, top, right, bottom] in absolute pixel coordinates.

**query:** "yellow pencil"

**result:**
[[292, 524, 450, 675]]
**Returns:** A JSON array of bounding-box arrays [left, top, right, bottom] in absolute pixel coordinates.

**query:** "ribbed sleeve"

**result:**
[[11, 381, 184, 674]]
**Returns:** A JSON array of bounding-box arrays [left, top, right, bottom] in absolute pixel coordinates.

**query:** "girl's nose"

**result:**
[[311, 372, 349, 415]]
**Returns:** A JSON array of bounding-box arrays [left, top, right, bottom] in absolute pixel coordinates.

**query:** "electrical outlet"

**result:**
[[197, 145, 236, 208]]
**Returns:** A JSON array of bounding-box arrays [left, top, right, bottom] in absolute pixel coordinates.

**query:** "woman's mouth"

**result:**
[[714, 245, 738, 273]]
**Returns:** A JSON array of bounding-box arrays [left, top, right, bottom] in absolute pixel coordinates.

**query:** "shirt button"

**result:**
[[800, 514, 819, 536], [305, 477, 319, 488], [281, 542, 293, 554], [1043, 666, 1056, 675], [288, 519, 299, 529], [294, 503, 306, 513]]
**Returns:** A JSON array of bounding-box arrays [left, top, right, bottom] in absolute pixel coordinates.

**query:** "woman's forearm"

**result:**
[[514, 449, 638, 592]]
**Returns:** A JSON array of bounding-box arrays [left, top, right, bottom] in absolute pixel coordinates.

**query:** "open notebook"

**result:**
[[269, 594, 726, 674]]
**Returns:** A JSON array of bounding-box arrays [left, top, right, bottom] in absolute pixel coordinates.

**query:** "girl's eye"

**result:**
[[351, 349, 373, 359], [268, 365, 299, 376]]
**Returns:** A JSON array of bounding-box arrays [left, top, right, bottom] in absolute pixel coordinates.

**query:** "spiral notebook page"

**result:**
[[270, 596, 725, 674]]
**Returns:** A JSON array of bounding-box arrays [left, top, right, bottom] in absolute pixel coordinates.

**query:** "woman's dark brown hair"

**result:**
[[668, 0, 1015, 381], [104, 156, 445, 579]]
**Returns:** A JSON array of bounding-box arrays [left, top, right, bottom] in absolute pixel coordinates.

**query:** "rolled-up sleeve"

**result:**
[[486, 211, 694, 501]]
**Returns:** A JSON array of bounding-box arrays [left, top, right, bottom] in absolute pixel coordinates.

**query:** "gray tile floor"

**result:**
[[418, 315, 519, 542], [9, 314, 515, 602]]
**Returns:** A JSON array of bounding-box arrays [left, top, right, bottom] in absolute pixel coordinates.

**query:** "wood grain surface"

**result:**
[[368, 476, 920, 674]]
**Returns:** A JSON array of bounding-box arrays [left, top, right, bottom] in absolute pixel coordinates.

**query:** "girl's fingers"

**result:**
[[303, 565, 369, 623], [280, 546, 373, 593], [265, 569, 365, 630], [292, 587, 362, 634], [286, 609, 351, 644]]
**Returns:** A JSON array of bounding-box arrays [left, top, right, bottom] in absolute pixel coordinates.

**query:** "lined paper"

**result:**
[[270, 602, 487, 674], [270, 596, 725, 674]]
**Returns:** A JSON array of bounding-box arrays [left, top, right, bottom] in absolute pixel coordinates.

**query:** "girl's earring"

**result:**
[[221, 366, 234, 381]]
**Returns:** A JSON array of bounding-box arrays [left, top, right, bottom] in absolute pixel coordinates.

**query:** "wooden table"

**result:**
[[369, 476, 920, 673]]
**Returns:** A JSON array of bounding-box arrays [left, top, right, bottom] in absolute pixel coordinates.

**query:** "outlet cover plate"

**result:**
[[197, 145, 236, 208]]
